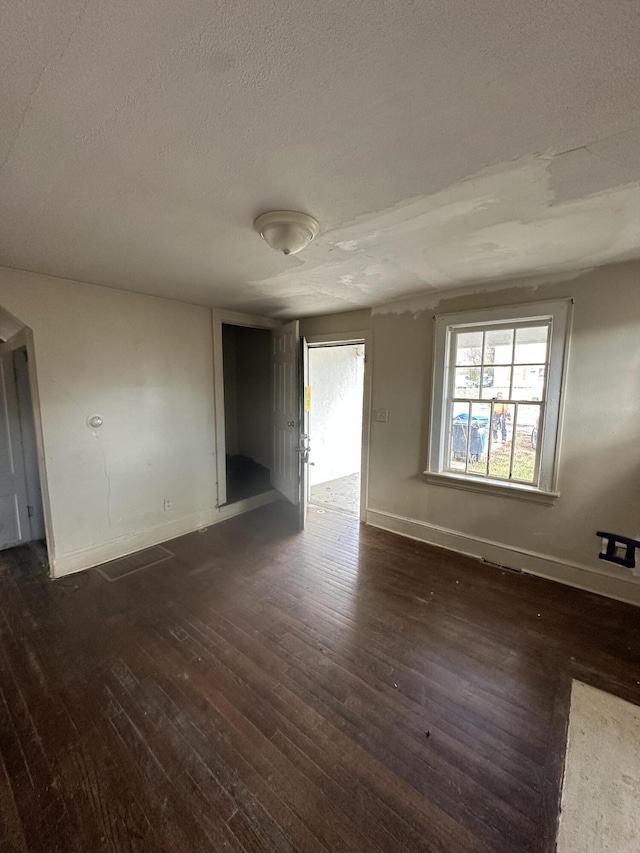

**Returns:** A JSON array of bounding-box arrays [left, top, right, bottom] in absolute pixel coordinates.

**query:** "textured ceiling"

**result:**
[[1, 0, 640, 317]]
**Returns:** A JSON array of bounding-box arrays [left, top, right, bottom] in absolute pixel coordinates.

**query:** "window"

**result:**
[[426, 300, 572, 502]]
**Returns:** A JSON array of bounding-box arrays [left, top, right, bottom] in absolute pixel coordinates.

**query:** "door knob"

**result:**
[[287, 420, 295, 427]]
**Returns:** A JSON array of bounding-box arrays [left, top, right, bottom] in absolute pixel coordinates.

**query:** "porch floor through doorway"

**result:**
[[309, 471, 360, 516]]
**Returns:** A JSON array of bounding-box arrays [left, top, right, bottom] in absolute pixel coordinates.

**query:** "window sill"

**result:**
[[423, 471, 559, 505]]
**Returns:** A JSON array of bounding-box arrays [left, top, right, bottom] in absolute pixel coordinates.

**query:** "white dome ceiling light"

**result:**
[[254, 210, 320, 255]]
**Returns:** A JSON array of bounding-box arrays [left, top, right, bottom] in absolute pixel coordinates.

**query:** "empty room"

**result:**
[[1, 2, 639, 851]]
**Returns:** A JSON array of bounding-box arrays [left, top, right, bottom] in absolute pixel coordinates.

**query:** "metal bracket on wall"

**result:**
[[597, 531, 640, 569]]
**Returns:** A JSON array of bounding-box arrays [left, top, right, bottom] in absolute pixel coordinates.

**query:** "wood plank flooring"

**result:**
[[0, 503, 639, 852]]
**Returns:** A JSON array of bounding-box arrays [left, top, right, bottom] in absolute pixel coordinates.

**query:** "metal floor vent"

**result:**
[[94, 545, 174, 582]]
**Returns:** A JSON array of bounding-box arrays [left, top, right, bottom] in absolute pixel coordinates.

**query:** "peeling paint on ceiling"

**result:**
[[370, 268, 589, 318], [210, 148, 640, 319], [249, 155, 640, 316], [1, 0, 640, 317]]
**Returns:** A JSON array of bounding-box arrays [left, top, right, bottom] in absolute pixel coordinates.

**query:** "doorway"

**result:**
[[213, 314, 369, 530], [220, 323, 273, 506], [307, 343, 365, 517], [0, 342, 46, 551]]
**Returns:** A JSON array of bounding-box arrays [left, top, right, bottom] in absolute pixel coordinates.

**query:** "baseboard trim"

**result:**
[[365, 508, 640, 607], [52, 509, 219, 577], [52, 491, 281, 577]]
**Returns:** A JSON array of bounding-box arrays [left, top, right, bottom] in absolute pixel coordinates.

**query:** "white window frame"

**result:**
[[425, 299, 572, 504]]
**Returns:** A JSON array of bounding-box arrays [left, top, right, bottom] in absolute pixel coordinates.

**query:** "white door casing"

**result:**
[[271, 320, 300, 504], [0, 349, 31, 549]]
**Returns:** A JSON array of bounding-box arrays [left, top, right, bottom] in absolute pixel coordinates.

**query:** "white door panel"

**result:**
[[0, 351, 31, 549], [271, 321, 300, 505]]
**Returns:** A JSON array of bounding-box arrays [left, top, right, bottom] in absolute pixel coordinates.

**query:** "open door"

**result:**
[[271, 321, 311, 529], [0, 349, 31, 549], [271, 320, 300, 506]]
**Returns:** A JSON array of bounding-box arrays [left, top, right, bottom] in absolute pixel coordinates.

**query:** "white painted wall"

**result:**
[[367, 262, 640, 605], [0, 267, 217, 576], [300, 310, 371, 339], [309, 345, 364, 486]]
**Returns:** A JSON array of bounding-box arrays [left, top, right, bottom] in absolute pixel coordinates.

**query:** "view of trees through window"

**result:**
[[447, 323, 550, 484]]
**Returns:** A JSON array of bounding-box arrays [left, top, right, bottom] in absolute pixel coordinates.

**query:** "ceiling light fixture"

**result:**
[[254, 210, 320, 255]]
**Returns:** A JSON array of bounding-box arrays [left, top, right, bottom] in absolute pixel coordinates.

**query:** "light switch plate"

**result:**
[[375, 408, 389, 423]]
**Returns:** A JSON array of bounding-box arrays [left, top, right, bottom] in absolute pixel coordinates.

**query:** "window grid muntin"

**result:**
[[446, 318, 551, 484]]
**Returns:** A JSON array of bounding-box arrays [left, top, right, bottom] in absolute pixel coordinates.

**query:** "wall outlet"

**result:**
[[163, 499, 172, 511], [375, 408, 389, 423]]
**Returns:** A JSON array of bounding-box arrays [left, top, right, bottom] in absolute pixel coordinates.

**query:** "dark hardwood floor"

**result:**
[[1, 503, 639, 852]]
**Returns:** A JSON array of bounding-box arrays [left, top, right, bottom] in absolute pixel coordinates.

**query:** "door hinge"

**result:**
[[27, 505, 34, 518]]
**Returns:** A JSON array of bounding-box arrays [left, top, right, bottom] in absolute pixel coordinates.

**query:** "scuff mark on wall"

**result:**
[[93, 431, 113, 526]]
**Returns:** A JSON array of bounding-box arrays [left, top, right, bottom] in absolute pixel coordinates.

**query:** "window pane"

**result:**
[[467, 402, 490, 475], [484, 328, 514, 364], [487, 402, 514, 479], [454, 367, 480, 398], [449, 402, 470, 471], [481, 366, 511, 399], [514, 325, 548, 364], [511, 404, 540, 483], [512, 364, 546, 401], [481, 367, 494, 395], [455, 331, 483, 366]]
